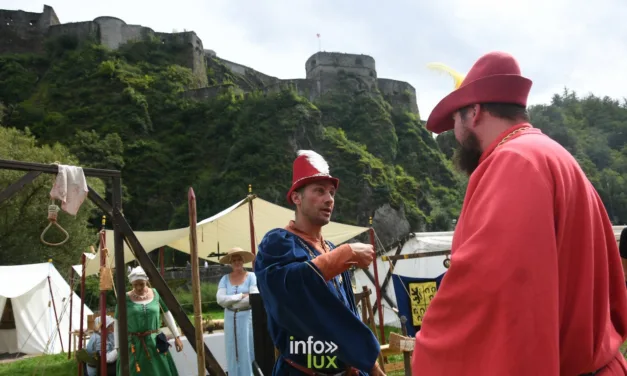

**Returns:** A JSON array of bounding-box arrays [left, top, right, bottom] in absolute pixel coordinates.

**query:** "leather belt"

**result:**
[[226, 307, 251, 312], [129, 330, 159, 360]]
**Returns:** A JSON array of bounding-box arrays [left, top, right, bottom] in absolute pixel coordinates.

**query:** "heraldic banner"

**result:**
[[392, 273, 446, 337]]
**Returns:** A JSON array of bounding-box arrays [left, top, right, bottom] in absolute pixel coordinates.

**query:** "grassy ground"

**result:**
[[0, 354, 76, 376]]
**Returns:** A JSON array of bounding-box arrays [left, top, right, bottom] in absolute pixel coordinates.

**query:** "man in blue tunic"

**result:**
[[255, 150, 384, 376]]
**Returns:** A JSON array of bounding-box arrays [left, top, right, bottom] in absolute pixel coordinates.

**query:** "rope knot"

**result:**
[[47, 204, 60, 222]]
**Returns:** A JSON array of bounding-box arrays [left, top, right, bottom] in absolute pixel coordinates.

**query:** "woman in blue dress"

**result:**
[[216, 247, 257, 376]]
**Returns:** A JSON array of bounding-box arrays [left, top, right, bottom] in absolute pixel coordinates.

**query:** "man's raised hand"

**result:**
[[349, 242, 375, 268]]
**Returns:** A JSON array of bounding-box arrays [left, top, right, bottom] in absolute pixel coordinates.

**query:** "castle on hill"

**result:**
[[0, 5, 419, 114]]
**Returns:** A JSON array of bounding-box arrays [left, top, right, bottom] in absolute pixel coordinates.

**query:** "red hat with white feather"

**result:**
[[286, 150, 339, 205]]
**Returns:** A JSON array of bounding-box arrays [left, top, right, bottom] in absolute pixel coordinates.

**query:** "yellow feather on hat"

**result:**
[[427, 62, 465, 90]]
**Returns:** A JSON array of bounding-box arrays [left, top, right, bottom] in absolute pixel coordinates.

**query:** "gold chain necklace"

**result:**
[[497, 126, 531, 147]]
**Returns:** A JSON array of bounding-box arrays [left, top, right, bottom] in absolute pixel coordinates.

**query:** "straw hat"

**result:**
[[219, 247, 255, 264]]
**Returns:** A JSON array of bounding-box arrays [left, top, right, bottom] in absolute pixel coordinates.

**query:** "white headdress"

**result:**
[[128, 266, 148, 283], [94, 315, 115, 330]]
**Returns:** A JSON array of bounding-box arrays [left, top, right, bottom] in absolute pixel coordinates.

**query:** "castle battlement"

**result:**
[[305, 52, 377, 80]]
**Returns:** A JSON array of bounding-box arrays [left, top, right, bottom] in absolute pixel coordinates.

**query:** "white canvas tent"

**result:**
[[354, 225, 627, 329], [74, 195, 370, 277], [0, 262, 93, 355]]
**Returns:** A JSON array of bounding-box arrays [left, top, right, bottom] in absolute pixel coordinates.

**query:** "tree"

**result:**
[[0, 127, 105, 274]]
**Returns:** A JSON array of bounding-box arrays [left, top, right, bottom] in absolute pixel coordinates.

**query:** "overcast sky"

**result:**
[[5, 0, 626, 121]]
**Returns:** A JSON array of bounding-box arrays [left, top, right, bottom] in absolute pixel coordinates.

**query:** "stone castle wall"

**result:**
[[0, 5, 207, 87], [0, 5, 419, 115], [377, 78, 419, 114], [0, 5, 59, 54]]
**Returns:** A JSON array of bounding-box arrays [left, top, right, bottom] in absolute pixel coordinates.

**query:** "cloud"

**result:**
[[4, 0, 626, 120]]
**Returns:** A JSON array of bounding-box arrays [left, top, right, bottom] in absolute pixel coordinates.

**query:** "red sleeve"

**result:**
[[412, 150, 560, 375]]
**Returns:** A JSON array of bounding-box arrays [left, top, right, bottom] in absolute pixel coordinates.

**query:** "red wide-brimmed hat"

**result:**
[[426, 51, 533, 134], [286, 150, 339, 205]]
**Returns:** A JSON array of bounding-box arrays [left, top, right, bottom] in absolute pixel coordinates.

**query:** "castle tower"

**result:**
[[305, 52, 377, 97]]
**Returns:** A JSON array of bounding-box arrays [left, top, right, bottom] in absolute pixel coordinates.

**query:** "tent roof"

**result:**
[[0, 262, 69, 299], [74, 195, 369, 277]]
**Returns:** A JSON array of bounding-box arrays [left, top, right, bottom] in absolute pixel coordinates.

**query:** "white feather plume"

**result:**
[[297, 150, 330, 174]]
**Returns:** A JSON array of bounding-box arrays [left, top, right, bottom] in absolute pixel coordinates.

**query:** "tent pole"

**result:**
[[99, 224, 108, 376], [78, 254, 86, 376], [189, 187, 206, 376], [68, 267, 74, 360], [248, 187, 256, 256], [47, 273, 64, 353], [369, 218, 386, 346]]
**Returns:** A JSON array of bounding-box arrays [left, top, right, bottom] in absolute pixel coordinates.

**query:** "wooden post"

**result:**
[[363, 283, 385, 371], [400, 316, 411, 376], [99, 219, 108, 376], [248, 186, 256, 257], [78, 254, 86, 376], [360, 286, 369, 327], [368, 218, 386, 346], [189, 188, 205, 376], [68, 267, 74, 360]]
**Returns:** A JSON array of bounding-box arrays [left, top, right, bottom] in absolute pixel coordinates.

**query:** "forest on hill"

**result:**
[[0, 33, 625, 275]]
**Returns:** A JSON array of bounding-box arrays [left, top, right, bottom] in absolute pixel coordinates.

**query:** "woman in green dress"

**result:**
[[115, 266, 184, 375]]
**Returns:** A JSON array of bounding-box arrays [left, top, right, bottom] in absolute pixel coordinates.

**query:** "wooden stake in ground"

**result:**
[[188, 187, 205, 375]]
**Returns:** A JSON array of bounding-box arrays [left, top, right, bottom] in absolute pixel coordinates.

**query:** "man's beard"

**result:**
[[453, 130, 482, 176]]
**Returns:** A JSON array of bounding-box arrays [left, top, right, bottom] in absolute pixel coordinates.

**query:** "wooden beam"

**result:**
[[0, 171, 42, 205], [87, 187, 113, 216], [360, 268, 396, 312], [0, 159, 121, 178], [113, 206, 225, 376]]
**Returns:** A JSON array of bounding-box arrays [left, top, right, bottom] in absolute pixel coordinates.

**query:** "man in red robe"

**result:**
[[412, 51, 627, 375]]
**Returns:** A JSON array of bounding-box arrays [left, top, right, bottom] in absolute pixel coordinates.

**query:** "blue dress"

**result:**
[[254, 229, 381, 375], [217, 272, 257, 376]]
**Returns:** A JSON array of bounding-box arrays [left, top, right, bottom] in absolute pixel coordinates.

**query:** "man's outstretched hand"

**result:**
[[349, 242, 375, 268]]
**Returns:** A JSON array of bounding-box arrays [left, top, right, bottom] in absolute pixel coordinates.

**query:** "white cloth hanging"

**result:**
[[50, 164, 88, 215]]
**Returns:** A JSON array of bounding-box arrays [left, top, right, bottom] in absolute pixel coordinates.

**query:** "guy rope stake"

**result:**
[[40, 200, 70, 246]]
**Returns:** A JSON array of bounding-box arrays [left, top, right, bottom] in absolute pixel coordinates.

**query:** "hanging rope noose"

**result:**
[[41, 168, 70, 246], [40, 199, 70, 246]]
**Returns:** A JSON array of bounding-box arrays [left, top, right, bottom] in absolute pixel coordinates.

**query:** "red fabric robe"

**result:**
[[411, 123, 627, 375]]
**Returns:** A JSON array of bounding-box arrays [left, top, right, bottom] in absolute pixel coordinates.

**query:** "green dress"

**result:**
[[115, 288, 180, 376]]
